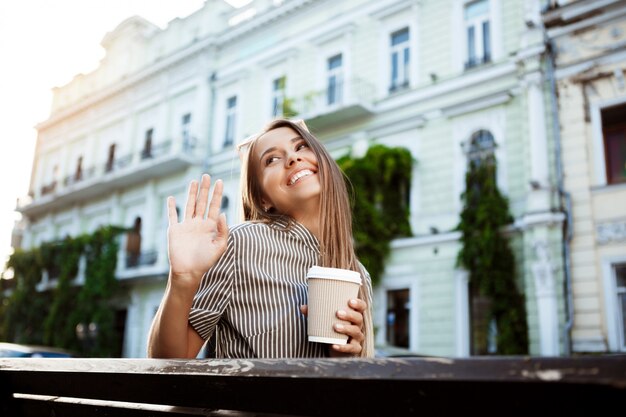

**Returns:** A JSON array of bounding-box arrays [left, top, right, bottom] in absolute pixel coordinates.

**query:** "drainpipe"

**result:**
[[544, 35, 574, 356]]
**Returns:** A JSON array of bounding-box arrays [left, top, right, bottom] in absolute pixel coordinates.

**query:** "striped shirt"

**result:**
[[190, 219, 363, 358]]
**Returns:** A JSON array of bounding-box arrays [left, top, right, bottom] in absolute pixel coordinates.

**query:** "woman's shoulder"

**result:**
[[228, 221, 275, 237]]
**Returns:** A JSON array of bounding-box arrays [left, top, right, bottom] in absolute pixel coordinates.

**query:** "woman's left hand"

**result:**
[[300, 298, 367, 356], [330, 298, 366, 356]]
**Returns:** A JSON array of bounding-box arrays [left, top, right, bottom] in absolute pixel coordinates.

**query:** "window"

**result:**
[[464, 0, 491, 69], [467, 129, 496, 167], [142, 128, 153, 159], [182, 113, 194, 150], [615, 264, 626, 351], [327, 54, 343, 106], [106, 144, 116, 172], [272, 76, 286, 117], [75, 156, 83, 181], [126, 217, 142, 268], [224, 96, 237, 148], [386, 289, 410, 348], [390, 28, 410, 92], [601, 104, 626, 185]]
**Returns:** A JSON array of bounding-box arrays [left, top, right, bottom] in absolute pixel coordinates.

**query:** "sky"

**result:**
[[0, 0, 235, 276]]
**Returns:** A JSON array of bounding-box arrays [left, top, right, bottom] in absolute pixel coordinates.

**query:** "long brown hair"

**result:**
[[238, 119, 374, 357]]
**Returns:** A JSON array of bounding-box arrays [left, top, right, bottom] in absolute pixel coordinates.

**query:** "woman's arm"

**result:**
[[147, 277, 205, 358], [147, 174, 228, 358]]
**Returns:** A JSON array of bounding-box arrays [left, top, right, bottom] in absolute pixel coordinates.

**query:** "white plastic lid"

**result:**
[[306, 266, 362, 284]]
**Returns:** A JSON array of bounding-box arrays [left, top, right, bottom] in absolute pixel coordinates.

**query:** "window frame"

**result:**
[[181, 113, 193, 150], [375, 274, 419, 352], [271, 75, 287, 117], [375, 4, 418, 98], [463, 0, 491, 69], [602, 256, 626, 352], [389, 27, 410, 92], [452, 0, 502, 73], [453, 108, 508, 214], [591, 97, 626, 187], [326, 53, 344, 106], [224, 95, 238, 148]]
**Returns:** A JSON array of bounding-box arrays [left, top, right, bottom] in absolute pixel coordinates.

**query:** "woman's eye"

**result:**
[[296, 143, 308, 151], [265, 156, 278, 166]]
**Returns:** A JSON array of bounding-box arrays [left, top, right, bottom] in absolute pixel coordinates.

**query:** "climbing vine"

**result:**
[[456, 157, 529, 354], [338, 144, 413, 285], [2, 249, 49, 344], [2, 225, 125, 357]]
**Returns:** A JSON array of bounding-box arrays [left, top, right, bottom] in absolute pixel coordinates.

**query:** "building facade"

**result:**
[[14, 0, 570, 357], [543, 0, 626, 353]]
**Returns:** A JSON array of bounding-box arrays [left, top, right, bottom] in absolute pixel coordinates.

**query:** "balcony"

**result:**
[[464, 54, 492, 70], [294, 78, 376, 130], [17, 138, 200, 218]]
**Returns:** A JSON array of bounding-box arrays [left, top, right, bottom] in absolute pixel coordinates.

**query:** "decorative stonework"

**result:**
[[596, 220, 626, 245]]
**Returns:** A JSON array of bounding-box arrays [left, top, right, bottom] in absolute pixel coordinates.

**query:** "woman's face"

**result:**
[[253, 126, 321, 218]]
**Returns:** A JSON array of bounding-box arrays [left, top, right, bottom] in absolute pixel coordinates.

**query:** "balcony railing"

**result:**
[[294, 78, 376, 128], [40, 181, 57, 196], [104, 154, 132, 174], [17, 137, 199, 218], [63, 167, 96, 187], [465, 54, 492, 70], [125, 250, 158, 269], [1, 356, 624, 416], [140, 140, 172, 160]]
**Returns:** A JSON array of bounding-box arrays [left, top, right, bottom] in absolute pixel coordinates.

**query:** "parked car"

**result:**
[[0, 342, 75, 358]]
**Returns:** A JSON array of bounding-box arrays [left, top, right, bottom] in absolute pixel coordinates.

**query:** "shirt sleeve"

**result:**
[[188, 232, 235, 341]]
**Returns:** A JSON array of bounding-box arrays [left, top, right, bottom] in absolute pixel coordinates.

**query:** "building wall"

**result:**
[[545, 0, 626, 353], [15, 0, 569, 357]]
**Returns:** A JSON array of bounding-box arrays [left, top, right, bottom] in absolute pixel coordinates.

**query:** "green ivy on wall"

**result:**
[[456, 157, 529, 355], [338, 144, 413, 285], [2, 225, 125, 357], [2, 249, 49, 344]]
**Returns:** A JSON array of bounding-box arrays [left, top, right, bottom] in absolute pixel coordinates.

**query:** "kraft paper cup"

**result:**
[[306, 266, 362, 345]]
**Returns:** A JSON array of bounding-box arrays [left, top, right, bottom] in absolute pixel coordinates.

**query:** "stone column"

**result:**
[[532, 239, 559, 356], [525, 71, 551, 212]]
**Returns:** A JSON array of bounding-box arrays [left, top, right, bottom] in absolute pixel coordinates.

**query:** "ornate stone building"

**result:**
[[543, 0, 626, 353], [14, 0, 571, 357]]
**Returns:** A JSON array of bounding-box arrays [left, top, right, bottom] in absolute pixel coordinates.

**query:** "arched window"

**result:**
[[466, 129, 496, 167]]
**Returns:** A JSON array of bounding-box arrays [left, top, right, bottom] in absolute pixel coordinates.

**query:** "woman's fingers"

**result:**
[[330, 298, 367, 355], [167, 196, 178, 225], [184, 180, 199, 220], [194, 174, 211, 219], [207, 179, 223, 221]]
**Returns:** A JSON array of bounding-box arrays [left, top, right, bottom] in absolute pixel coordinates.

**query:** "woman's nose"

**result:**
[[286, 153, 302, 166]]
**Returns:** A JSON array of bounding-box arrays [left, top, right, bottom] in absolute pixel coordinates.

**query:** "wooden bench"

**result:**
[[1, 355, 625, 416]]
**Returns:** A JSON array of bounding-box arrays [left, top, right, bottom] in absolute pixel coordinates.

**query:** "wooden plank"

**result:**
[[1, 356, 624, 416]]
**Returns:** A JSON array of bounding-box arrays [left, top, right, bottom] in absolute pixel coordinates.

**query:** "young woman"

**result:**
[[148, 119, 374, 358]]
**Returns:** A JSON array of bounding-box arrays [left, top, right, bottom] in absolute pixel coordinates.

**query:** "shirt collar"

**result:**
[[270, 217, 319, 251]]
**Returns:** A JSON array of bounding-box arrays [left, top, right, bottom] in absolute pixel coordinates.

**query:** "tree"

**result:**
[[456, 134, 528, 355], [338, 144, 413, 285]]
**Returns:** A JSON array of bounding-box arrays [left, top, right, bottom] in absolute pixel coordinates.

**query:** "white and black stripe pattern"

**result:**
[[189, 219, 328, 358]]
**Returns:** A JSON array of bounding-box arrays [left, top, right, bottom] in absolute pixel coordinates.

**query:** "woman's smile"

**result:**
[[288, 169, 316, 186]]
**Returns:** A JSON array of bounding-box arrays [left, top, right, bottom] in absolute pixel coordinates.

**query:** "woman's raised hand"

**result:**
[[166, 174, 228, 291]]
